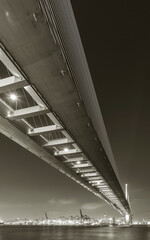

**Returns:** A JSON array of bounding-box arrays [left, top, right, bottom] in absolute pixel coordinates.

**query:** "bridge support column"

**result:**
[[125, 214, 132, 225], [125, 184, 132, 224]]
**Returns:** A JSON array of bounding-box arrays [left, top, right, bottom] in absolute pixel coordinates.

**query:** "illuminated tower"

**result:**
[[125, 184, 132, 224]]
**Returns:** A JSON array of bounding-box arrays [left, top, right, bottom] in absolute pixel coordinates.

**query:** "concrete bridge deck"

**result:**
[[0, 0, 131, 216]]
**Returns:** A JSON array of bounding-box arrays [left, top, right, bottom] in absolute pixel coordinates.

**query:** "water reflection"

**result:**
[[0, 226, 149, 240]]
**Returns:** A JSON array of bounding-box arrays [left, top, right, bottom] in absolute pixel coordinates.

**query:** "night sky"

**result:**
[[71, 0, 150, 220], [0, 1, 150, 221]]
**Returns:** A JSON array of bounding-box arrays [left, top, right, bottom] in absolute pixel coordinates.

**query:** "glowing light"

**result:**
[[9, 93, 17, 101], [64, 148, 69, 152], [39, 103, 44, 107], [5, 11, 9, 16], [7, 112, 11, 117], [125, 214, 129, 223], [28, 129, 31, 134], [77, 161, 81, 164], [54, 151, 58, 155]]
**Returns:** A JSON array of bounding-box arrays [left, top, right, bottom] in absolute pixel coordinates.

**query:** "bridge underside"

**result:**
[[0, 0, 131, 215]]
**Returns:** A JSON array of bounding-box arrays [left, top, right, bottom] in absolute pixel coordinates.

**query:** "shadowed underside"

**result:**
[[0, 0, 131, 216]]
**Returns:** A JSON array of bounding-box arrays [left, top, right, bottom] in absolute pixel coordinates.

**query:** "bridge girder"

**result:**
[[0, 0, 131, 216], [0, 76, 27, 93]]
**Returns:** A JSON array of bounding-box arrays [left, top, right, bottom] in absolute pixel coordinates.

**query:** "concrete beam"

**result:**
[[43, 138, 73, 147], [92, 183, 106, 186], [82, 172, 99, 177], [89, 180, 104, 183], [63, 157, 85, 163], [7, 105, 49, 120], [55, 148, 81, 156], [93, 183, 107, 187], [98, 186, 108, 188], [0, 76, 27, 93], [24, 85, 47, 108], [105, 192, 114, 195], [0, 47, 25, 78], [47, 112, 63, 127], [28, 124, 63, 136], [101, 189, 111, 191], [71, 163, 92, 168], [78, 168, 96, 173], [61, 130, 73, 142], [87, 176, 103, 180]]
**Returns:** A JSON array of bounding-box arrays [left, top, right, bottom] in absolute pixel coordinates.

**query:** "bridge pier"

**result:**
[[125, 184, 132, 224], [125, 214, 132, 225]]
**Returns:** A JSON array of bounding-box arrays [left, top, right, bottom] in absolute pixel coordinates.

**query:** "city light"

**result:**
[[3, 215, 150, 227]]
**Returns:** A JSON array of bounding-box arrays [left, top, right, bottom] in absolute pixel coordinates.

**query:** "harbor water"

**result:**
[[0, 226, 150, 240]]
